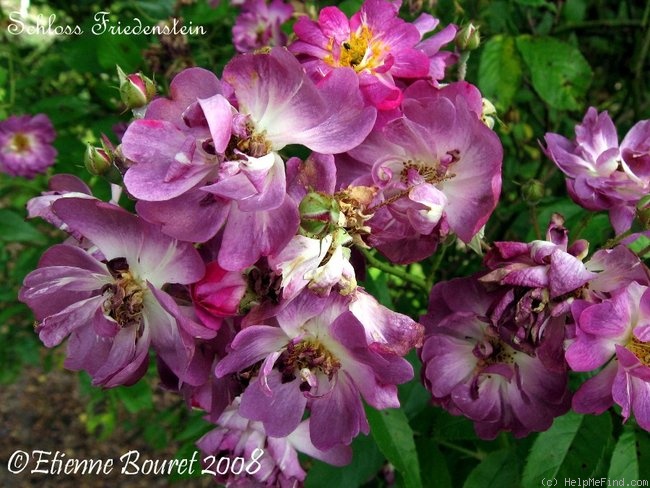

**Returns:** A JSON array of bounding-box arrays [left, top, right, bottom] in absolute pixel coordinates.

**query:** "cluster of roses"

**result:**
[[13, 0, 650, 486], [422, 108, 650, 440]]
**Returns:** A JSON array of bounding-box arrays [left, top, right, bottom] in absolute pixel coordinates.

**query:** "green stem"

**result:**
[[573, 212, 595, 240], [638, 242, 650, 258], [360, 247, 428, 292], [530, 204, 542, 240], [426, 245, 446, 291], [436, 439, 486, 461], [7, 51, 16, 108], [605, 229, 633, 249], [457, 51, 470, 81]]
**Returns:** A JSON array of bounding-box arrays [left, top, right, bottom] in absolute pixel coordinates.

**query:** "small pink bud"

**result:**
[[116, 65, 156, 109], [190, 262, 247, 330]]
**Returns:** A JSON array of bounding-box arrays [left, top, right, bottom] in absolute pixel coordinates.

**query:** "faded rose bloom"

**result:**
[[233, 0, 294, 53], [20, 198, 214, 387], [197, 397, 351, 487], [215, 291, 413, 450], [420, 276, 571, 439], [480, 214, 596, 370], [344, 81, 502, 263], [0, 114, 57, 178], [544, 108, 650, 233]]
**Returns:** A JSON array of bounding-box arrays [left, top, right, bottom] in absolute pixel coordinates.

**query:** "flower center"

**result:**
[[101, 257, 145, 328], [627, 336, 650, 366], [400, 152, 460, 185], [225, 121, 272, 160], [325, 26, 385, 73], [277, 339, 340, 383], [8, 132, 32, 154], [474, 336, 518, 366]]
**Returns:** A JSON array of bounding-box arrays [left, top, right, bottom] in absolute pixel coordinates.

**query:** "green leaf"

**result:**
[[134, 0, 175, 19], [628, 235, 650, 255], [338, 0, 364, 16], [0, 210, 47, 244], [464, 449, 520, 488], [608, 426, 639, 480], [516, 35, 593, 110], [97, 34, 148, 73], [637, 428, 650, 481], [562, 0, 588, 23], [366, 407, 422, 488], [363, 267, 394, 308], [522, 412, 613, 488], [515, 0, 557, 11], [31, 95, 92, 125], [418, 439, 452, 488], [305, 434, 384, 488], [478, 35, 522, 111], [114, 380, 154, 413]]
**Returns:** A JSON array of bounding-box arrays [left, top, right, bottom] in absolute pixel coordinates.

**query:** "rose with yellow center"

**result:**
[[627, 336, 650, 367], [7, 132, 33, 154], [324, 26, 385, 73]]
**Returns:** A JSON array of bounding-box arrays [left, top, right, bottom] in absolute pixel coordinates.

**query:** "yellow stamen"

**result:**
[[8, 133, 32, 153], [325, 26, 385, 73], [628, 336, 650, 366]]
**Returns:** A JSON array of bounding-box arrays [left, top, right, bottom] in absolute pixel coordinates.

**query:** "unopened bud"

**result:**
[[117, 65, 156, 109], [481, 98, 497, 129], [522, 179, 545, 203], [455, 23, 480, 51], [84, 144, 112, 175], [636, 194, 650, 229], [84, 144, 121, 183], [299, 191, 341, 237]]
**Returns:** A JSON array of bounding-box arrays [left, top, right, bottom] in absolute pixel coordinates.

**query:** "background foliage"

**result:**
[[1, 0, 649, 486]]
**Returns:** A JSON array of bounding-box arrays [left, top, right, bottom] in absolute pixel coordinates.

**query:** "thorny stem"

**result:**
[[360, 247, 428, 293]]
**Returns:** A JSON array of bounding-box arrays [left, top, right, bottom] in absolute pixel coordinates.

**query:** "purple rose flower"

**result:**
[[290, 0, 456, 110], [567, 281, 650, 431], [121, 49, 376, 270], [233, 0, 294, 53], [420, 276, 571, 439], [480, 214, 595, 371], [344, 81, 502, 263], [19, 198, 214, 387], [0, 114, 57, 178], [197, 397, 351, 487], [544, 107, 650, 233], [215, 290, 413, 450]]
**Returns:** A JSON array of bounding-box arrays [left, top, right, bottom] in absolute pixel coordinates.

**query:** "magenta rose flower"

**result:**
[[232, 0, 293, 53], [420, 276, 571, 439], [215, 290, 414, 450], [290, 0, 457, 110], [344, 81, 502, 263], [20, 198, 214, 387], [197, 397, 351, 487], [544, 107, 650, 233], [0, 113, 57, 178]]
